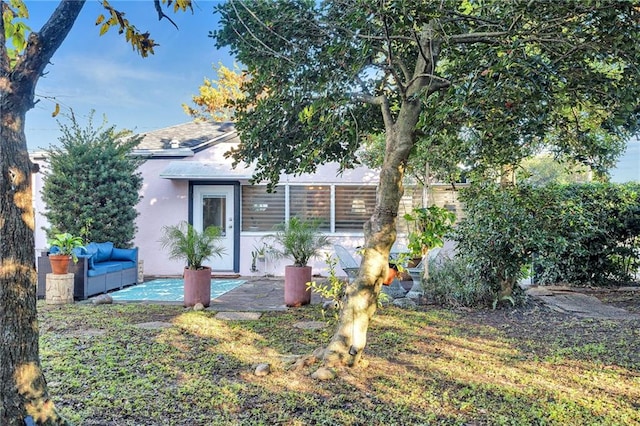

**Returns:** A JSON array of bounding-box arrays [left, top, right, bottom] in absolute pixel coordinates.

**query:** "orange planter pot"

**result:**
[[49, 254, 71, 275], [383, 267, 397, 286]]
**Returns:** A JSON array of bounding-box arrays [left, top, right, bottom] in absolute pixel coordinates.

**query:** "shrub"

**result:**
[[425, 255, 494, 308], [534, 183, 640, 286], [42, 113, 143, 247], [454, 182, 640, 299], [454, 182, 548, 301]]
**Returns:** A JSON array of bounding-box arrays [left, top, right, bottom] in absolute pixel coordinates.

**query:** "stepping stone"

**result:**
[[215, 311, 262, 321]]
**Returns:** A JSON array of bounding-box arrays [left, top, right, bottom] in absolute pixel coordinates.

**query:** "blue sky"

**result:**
[[21, 1, 638, 181], [24, 0, 232, 151]]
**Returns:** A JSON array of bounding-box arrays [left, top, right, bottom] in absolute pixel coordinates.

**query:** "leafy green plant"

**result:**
[[455, 182, 640, 301], [159, 221, 225, 270], [263, 217, 330, 267], [47, 232, 85, 262], [454, 183, 550, 300], [424, 255, 493, 308], [404, 206, 455, 258], [534, 183, 640, 286], [307, 254, 348, 317]]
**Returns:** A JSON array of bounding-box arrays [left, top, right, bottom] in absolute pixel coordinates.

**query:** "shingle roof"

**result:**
[[133, 121, 237, 151]]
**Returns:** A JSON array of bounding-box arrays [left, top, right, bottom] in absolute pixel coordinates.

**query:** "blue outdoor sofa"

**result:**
[[37, 242, 138, 300]]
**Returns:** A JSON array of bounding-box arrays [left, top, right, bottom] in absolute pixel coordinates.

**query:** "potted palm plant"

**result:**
[[264, 217, 330, 307], [47, 232, 85, 274], [160, 221, 225, 307]]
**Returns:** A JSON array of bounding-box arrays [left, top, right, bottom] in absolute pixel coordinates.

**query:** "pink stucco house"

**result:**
[[32, 121, 464, 278], [31, 121, 391, 277]]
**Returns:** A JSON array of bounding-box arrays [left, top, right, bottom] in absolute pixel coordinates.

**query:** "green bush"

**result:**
[[454, 182, 640, 300], [425, 255, 494, 308], [42, 113, 143, 247], [454, 183, 548, 301], [534, 183, 640, 286]]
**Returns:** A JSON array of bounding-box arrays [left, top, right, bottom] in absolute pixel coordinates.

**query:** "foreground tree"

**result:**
[[42, 113, 143, 247], [1, 1, 190, 423], [213, 0, 640, 371]]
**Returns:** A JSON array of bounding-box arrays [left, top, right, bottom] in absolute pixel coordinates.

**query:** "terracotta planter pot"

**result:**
[[183, 266, 212, 307], [284, 265, 312, 307], [383, 267, 397, 286], [49, 254, 72, 275]]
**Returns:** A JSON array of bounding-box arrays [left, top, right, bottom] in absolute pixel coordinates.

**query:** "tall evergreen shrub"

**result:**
[[42, 113, 143, 247]]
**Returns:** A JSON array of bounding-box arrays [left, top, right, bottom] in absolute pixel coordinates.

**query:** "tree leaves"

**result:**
[[213, 0, 639, 187], [2, 0, 31, 67], [42, 112, 143, 247]]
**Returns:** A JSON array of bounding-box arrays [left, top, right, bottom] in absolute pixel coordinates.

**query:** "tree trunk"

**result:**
[[323, 102, 421, 367], [322, 22, 443, 369], [1, 2, 85, 423], [0, 96, 68, 426]]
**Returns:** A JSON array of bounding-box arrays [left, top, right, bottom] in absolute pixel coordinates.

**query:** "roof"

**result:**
[[159, 160, 256, 180], [132, 121, 238, 157]]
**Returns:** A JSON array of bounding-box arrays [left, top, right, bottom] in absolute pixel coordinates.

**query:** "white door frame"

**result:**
[[191, 184, 238, 272]]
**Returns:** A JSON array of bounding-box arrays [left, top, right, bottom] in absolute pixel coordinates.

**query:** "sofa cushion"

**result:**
[[87, 261, 123, 277], [72, 247, 87, 257], [94, 242, 114, 263], [111, 247, 138, 263], [84, 243, 100, 269]]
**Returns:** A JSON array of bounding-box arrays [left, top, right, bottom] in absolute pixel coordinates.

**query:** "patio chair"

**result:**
[[333, 245, 360, 282], [406, 247, 442, 280]]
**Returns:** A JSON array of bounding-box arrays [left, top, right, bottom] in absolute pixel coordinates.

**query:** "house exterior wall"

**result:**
[[30, 141, 409, 279], [133, 158, 190, 277], [137, 143, 382, 277]]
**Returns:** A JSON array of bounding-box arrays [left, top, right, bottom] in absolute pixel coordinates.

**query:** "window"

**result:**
[[334, 185, 377, 232], [289, 185, 331, 230], [241, 185, 285, 232], [241, 183, 419, 234]]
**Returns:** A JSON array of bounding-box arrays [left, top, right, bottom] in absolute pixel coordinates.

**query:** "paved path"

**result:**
[[525, 285, 640, 320], [213, 277, 639, 321], [209, 277, 324, 312]]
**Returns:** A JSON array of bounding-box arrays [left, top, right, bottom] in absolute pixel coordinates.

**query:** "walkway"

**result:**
[[210, 276, 323, 312], [525, 285, 640, 320], [215, 278, 640, 321]]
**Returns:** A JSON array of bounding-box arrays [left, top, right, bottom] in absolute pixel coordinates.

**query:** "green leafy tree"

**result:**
[[213, 0, 640, 372], [518, 154, 591, 186], [1, 1, 191, 423], [42, 113, 143, 247]]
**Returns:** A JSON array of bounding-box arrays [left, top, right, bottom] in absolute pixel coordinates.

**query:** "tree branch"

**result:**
[[228, 0, 294, 64], [0, 3, 9, 73], [449, 31, 509, 44], [13, 0, 85, 106], [154, 0, 179, 30]]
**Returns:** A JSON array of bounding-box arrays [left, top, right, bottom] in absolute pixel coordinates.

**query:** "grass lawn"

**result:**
[[38, 293, 640, 425]]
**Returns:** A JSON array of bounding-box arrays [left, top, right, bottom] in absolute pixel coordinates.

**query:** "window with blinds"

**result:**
[[241, 183, 420, 234], [241, 185, 285, 232], [289, 185, 331, 230], [334, 185, 377, 232]]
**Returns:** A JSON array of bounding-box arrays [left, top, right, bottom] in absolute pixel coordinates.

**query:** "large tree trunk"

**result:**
[[322, 22, 443, 369], [323, 102, 421, 367], [1, 2, 85, 424]]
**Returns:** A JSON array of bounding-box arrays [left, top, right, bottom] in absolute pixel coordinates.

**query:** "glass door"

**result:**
[[192, 185, 235, 271]]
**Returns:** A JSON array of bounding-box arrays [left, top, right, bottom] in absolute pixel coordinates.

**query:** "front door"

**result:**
[[192, 185, 235, 271]]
